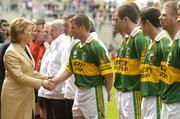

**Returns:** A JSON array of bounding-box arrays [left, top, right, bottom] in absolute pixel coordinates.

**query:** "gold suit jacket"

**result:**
[[1, 43, 48, 119]]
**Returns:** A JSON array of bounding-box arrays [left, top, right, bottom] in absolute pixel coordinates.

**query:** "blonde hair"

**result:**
[[10, 17, 32, 43], [177, 1, 180, 11], [50, 19, 64, 32], [163, 1, 178, 16]]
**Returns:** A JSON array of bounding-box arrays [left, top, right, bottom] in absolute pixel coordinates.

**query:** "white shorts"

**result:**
[[141, 96, 161, 119], [161, 102, 180, 119], [116, 90, 123, 119], [72, 86, 107, 119], [120, 90, 141, 119]]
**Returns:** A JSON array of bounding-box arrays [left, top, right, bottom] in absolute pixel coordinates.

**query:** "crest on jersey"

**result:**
[[126, 48, 131, 58], [148, 53, 155, 64], [167, 52, 172, 64], [119, 47, 124, 56], [82, 52, 87, 61], [73, 50, 77, 58]]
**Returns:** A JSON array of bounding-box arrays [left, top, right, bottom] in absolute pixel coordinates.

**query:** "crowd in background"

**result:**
[[0, 0, 168, 53], [0, 0, 180, 119]]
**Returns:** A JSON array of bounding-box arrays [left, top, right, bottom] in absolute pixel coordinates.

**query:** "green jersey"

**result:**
[[66, 36, 113, 88], [121, 27, 150, 92], [160, 31, 180, 103], [141, 31, 172, 96], [114, 35, 129, 90]]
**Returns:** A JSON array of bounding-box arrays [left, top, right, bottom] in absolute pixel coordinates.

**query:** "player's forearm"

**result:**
[[104, 73, 114, 92], [52, 70, 72, 84]]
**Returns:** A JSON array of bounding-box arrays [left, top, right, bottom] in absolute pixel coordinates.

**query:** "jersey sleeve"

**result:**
[[65, 62, 73, 73], [65, 42, 79, 74], [158, 38, 172, 64], [177, 40, 180, 67], [91, 41, 113, 75], [135, 35, 150, 59]]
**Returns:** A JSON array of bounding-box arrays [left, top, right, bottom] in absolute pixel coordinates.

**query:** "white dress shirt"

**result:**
[[38, 34, 71, 99], [38, 42, 52, 98], [64, 38, 79, 99]]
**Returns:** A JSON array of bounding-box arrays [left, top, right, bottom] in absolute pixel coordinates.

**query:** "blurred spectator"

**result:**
[[108, 43, 116, 60], [0, 20, 10, 119], [94, 8, 105, 31], [0, 19, 10, 85], [0, 19, 9, 44]]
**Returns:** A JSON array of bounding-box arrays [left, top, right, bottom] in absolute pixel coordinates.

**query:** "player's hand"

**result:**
[[107, 91, 112, 102], [42, 80, 56, 90]]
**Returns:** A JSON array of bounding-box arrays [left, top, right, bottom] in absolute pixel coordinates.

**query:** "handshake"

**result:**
[[41, 77, 57, 91]]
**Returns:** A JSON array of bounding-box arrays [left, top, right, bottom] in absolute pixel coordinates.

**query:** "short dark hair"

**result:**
[[117, 4, 139, 24], [70, 15, 91, 31], [33, 18, 45, 25], [129, 2, 140, 14], [139, 7, 161, 27], [0, 19, 8, 26], [63, 14, 75, 21], [90, 20, 95, 33]]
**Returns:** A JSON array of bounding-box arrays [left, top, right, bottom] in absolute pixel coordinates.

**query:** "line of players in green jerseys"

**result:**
[[112, 1, 180, 119]]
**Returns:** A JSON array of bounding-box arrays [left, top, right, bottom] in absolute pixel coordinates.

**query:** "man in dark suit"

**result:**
[[0, 38, 10, 119], [0, 40, 10, 89]]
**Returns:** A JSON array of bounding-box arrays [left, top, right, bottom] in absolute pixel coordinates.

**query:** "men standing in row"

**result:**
[[139, 8, 172, 119], [51, 15, 113, 119], [0, 19, 9, 44], [159, 1, 180, 119], [114, 4, 150, 119], [112, 10, 129, 119], [42, 19, 70, 119]]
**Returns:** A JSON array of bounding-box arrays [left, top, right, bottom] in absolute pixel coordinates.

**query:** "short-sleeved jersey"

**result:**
[[66, 36, 113, 88], [114, 35, 129, 90], [160, 31, 180, 103], [120, 27, 151, 92], [140, 31, 172, 96]]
